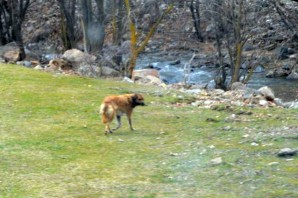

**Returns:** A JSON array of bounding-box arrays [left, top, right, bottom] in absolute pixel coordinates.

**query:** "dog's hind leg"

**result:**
[[101, 104, 115, 135], [112, 115, 122, 131]]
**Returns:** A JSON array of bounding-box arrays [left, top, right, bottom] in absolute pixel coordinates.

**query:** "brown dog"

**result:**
[[100, 93, 145, 134]]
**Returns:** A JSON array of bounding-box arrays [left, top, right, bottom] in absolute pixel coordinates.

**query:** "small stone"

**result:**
[[224, 114, 237, 122], [184, 89, 202, 95], [123, 77, 134, 83], [191, 100, 203, 106], [199, 149, 207, 155], [170, 152, 179, 156], [274, 98, 284, 106], [286, 71, 298, 80], [223, 126, 232, 131], [267, 162, 279, 166], [204, 100, 213, 105], [23, 60, 32, 67], [212, 89, 225, 96], [211, 157, 223, 165], [16, 61, 23, 65], [34, 65, 43, 70], [259, 99, 268, 106], [231, 100, 244, 106], [277, 148, 297, 157]]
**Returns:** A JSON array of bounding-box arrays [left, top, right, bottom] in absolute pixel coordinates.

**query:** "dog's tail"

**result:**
[[100, 103, 115, 124]]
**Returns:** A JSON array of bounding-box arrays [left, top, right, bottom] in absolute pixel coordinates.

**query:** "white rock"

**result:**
[[259, 99, 268, 106], [267, 162, 279, 166], [184, 89, 202, 95], [123, 77, 134, 83], [258, 86, 275, 101], [211, 157, 223, 165], [33, 65, 43, 70]]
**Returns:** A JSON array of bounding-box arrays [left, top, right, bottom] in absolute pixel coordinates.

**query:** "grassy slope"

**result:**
[[0, 64, 297, 198]]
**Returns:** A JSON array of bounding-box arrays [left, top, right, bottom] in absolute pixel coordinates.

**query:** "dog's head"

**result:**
[[131, 93, 145, 107]]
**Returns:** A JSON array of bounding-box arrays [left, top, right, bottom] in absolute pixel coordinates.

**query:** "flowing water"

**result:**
[[137, 54, 298, 102]]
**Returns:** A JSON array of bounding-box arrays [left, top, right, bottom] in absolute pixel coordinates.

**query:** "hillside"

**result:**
[[20, 1, 297, 63], [0, 63, 297, 197]]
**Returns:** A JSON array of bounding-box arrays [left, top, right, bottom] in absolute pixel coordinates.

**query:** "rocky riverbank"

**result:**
[[126, 68, 298, 109]]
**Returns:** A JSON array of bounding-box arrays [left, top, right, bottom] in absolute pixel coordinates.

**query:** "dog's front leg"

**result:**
[[127, 111, 135, 131], [105, 124, 113, 135], [112, 115, 122, 131]]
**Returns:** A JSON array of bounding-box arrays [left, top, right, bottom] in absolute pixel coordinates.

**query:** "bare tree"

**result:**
[[111, 0, 124, 46], [57, 0, 77, 50], [189, 0, 203, 42], [124, 0, 173, 77], [206, 0, 254, 90], [0, 0, 31, 60]]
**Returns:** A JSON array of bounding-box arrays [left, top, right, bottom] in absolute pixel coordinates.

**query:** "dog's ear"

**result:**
[[132, 94, 138, 101]]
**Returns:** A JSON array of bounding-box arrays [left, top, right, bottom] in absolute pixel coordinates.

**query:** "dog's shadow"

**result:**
[[102, 129, 159, 138]]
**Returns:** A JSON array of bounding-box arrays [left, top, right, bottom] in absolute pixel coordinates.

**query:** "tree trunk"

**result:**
[[190, 0, 203, 42], [112, 0, 124, 45], [214, 31, 227, 90], [230, 0, 247, 85], [0, 1, 11, 45], [10, 0, 30, 60], [58, 0, 76, 50], [0, 12, 6, 45], [12, 23, 25, 60]]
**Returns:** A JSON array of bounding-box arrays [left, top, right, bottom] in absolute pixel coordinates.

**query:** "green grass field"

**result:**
[[0, 64, 297, 197]]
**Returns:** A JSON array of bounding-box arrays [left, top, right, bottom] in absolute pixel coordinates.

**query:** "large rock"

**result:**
[[62, 49, 97, 76], [143, 75, 165, 86], [62, 49, 96, 66], [3, 50, 20, 63], [283, 101, 298, 109], [231, 82, 246, 90], [266, 67, 290, 78], [102, 44, 124, 70], [0, 42, 21, 63], [132, 69, 160, 81], [286, 70, 298, 80], [276, 46, 295, 60], [132, 69, 165, 86], [258, 86, 275, 101], [99, 66, 120, 77], [277, 148, 298, 157]]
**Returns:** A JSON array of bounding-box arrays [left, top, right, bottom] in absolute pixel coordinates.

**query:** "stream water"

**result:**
[[137, 54, 298, 102]]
